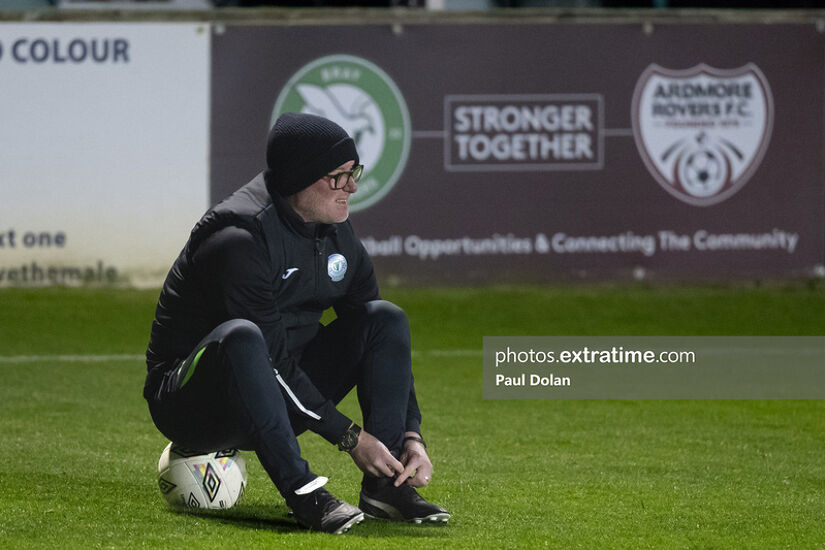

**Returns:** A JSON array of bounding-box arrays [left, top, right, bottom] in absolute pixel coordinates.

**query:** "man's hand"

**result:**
[[348, 429, 404, 478], [395, 431, 434, 488]]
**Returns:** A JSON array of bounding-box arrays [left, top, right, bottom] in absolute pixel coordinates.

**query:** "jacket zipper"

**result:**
[[314, 236, 323, 296]]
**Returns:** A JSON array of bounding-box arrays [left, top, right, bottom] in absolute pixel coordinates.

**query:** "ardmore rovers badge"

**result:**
[[631, 63, 774, 207]]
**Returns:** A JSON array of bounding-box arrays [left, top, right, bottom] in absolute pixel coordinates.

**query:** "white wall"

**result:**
[[0, 23, 210, 287]]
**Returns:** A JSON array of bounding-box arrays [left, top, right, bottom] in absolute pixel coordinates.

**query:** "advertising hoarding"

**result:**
[[212, 22, 824, 283]]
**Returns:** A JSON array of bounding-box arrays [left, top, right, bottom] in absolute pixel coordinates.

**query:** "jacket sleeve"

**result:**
[[194, 225, 352, 444], [406, 374, 422, 435]]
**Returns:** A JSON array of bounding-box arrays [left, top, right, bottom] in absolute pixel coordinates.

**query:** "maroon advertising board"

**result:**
[[211, 23, 824, 283]]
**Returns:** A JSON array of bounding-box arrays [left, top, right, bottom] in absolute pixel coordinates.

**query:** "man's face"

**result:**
[[288, 161, 358, 224]]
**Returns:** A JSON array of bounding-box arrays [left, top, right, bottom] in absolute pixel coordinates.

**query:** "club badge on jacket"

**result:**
[[327, 254, 347, 282]]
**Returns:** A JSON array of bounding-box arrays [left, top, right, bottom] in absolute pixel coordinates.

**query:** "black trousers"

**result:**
[[146, 300, 414, 501]]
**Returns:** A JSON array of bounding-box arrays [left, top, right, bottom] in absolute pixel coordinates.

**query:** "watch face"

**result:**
[[342, 432, 358, 450]]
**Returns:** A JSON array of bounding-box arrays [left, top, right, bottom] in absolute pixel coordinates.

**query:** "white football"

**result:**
[[157, 442, 247, 510]]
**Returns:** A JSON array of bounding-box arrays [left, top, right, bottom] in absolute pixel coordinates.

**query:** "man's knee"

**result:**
[[217, 319, 266, 349], [365, 300, 408, 325], [211, 319, 271, 376], [364, 300, 410, 348]]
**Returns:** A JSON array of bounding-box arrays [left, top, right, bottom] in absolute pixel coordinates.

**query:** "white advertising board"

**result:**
[[0, 23, 209, 287]]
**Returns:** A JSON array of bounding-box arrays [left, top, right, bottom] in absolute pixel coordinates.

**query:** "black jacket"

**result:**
[[146, 172, 391, 444]]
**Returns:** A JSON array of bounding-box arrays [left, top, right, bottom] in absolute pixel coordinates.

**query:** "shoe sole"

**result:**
[[364, 511, 450, 524], [360, 494, 450, 524], [332, 512, 365, 535]]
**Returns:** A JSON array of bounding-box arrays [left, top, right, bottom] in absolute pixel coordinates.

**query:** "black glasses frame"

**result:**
[[326, 164, 364, 190]]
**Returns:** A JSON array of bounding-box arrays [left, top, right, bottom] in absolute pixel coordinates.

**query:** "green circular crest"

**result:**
[[272, 54, 411, 212]]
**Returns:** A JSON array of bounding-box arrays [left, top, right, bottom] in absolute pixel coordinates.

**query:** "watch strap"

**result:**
[[404, 434, 427, 449]]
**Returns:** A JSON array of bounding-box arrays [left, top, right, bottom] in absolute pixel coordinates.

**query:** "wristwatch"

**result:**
[[337, 422, 362, 452]]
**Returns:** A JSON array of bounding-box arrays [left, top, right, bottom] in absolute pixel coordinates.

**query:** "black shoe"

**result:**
[[359, 477, 450, 524], [289, 487, 364, 535]]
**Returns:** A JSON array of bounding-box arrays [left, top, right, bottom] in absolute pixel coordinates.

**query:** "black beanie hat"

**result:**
[[266, 113, 359, 196]]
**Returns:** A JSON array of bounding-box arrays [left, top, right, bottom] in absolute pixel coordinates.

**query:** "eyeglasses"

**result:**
[[325, 164, 364, 190]]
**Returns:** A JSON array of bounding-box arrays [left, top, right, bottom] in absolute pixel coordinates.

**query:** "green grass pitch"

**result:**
[[1, 284, 824, 549]]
